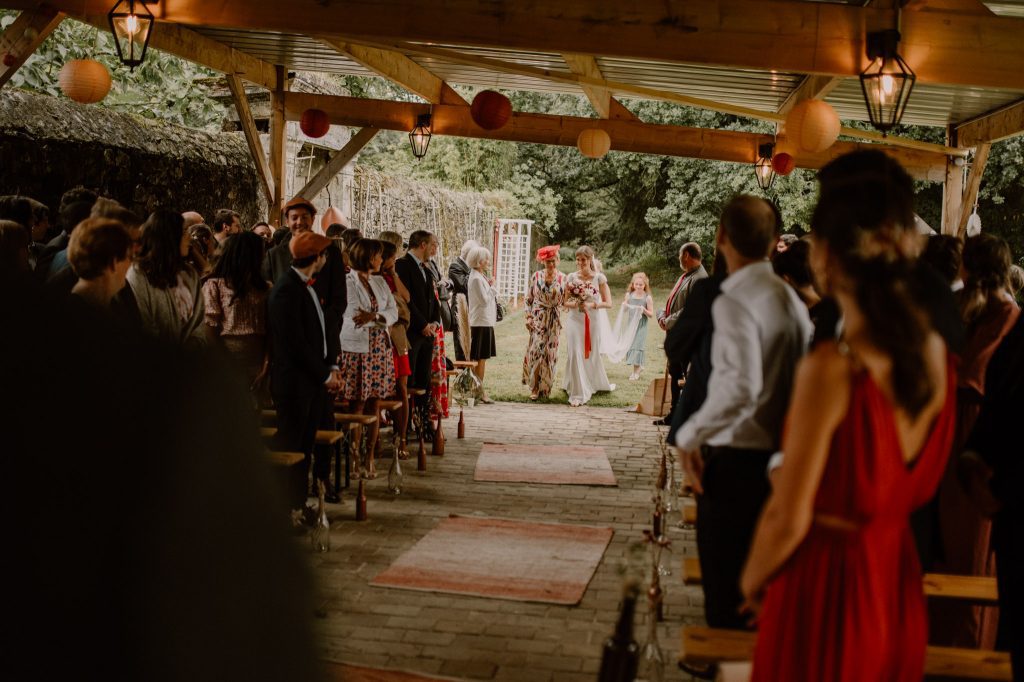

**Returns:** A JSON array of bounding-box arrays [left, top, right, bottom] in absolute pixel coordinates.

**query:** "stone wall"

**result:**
[[0, 89, 264, 225]]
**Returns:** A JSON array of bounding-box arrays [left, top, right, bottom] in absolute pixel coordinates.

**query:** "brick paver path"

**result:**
[[311, 402, 703, 681]]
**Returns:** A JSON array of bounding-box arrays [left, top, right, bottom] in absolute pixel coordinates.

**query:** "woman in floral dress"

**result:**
[[522, 245, 565, 400], [339, 238, 398, 478]]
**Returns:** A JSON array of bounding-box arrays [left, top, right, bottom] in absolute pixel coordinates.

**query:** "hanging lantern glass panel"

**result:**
[[107, 0, 154, 70]]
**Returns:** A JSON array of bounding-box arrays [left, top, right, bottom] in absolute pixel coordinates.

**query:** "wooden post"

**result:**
[[297, 126, 379, 201], [269, 65, 288, 226], [0, 9, 63, 89], [941, 127, 964, 236], [225, 74, 274, 208]]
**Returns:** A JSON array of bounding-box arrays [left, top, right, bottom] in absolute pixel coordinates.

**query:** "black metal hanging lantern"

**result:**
[[859, 29, 916, 135], [408, 113, 432, 160], [754, 142, 776, 191], [108, 0, 154, 70]]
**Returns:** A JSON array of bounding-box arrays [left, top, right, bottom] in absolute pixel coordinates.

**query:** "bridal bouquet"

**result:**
[[565, 280, 593, 358]]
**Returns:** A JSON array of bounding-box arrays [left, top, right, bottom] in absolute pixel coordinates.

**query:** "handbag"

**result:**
[[495, 300, 505, 322]]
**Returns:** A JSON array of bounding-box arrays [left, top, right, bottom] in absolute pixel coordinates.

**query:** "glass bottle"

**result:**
[[387, 444, 403, 495], [311, 480, 330, 553], [636, 585, 666, 682], [597, 583, 640, 682]]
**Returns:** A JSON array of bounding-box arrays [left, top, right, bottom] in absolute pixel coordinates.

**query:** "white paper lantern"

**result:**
[[784, 100, 840, 154], [577, 128, 611, 159], [58, 59, 112, 104]]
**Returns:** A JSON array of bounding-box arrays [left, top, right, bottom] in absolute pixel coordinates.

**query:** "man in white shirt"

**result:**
[[674, 195, 812, 629]]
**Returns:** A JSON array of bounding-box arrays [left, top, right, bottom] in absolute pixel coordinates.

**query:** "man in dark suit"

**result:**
[[263, 196, 346, 368], [395, 229, 441, 390], [267, 231, 341, 520]]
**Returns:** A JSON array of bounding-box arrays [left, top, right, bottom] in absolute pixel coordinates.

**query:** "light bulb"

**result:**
[[125, 13, 139, 37], [881, 74, 895, 97]]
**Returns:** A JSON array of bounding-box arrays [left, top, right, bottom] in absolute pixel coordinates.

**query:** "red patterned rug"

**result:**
[[323, 661, 461, 681], [473, 442, 617, 486], [371, 515, 614, 605]]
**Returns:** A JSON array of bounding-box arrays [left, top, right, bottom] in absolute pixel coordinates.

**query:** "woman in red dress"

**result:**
[[741, 151, 957, 682]]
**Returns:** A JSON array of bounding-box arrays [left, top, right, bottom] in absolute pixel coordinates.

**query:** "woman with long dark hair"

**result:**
[[202, 231, 272, 391], [126, 209, 206, 347], [741, 151, 957, 681], [932, 232, 1019, 649]]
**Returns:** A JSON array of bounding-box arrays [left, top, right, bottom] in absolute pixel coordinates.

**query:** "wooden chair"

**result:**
[[266, 451, 304, 467], [679, 626, 1013, 681]]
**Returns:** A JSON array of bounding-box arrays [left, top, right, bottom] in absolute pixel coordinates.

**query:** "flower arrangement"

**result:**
[[565, 279, 593, 310]]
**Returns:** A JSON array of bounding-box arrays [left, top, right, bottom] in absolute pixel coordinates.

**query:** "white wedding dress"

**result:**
[[563, 272, 615, 405]]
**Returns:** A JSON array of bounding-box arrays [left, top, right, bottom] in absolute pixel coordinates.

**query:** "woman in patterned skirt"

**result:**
[[522, 245, 565, 400], [339, 238, 398, 478]]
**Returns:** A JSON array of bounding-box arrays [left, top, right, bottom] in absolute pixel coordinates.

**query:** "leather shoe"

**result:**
[[652, 417, 671, 426]]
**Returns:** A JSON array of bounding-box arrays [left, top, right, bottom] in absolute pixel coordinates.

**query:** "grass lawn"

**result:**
[[458, 284, 670, 408]]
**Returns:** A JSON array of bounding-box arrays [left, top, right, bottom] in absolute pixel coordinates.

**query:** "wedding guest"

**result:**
[[202, 232, 271, 392], [466, 245, 498, 404], [187, 223, 215, 275], [608, 272, 655, 381], [267, 231, 340, 518], [675, 196, 811, 629], [395, 230, 440, 392], [522, 244, 564, 400], [252, 221, 273, 244], [1008, 264, 1023, 304], [339, 239, 398, 478], [126, 210, 206, 348], [181, 210, 205, 230], [0, 219, 31, 279], [36, 186, 96, 278], [423, 235, 450, 421], [379, 233, 412, 458], [656, 242, 708, 425], [211, 208, 242, 250], [921, 234, 963, 289], [741, 153, 955, 680], [449, 239, 479, 361], [932, 232, 1019, 649], [67, 218, 132, 308]]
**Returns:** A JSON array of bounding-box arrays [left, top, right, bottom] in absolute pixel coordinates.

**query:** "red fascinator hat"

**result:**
[[536, 244, 560, 261]]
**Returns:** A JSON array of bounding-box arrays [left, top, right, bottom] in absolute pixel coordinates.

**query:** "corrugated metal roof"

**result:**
[[192, 13, 1024, 129], [826, 78, 1024, 127]]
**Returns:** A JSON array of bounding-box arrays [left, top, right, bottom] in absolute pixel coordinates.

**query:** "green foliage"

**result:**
[[1, 12, 225, 130]]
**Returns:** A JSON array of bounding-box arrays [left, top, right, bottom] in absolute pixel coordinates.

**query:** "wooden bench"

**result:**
[[267, 451, 304, 467], [679, 626, 1013, 681], [682, 559, 999, 605], [259, 422, 352, 495]]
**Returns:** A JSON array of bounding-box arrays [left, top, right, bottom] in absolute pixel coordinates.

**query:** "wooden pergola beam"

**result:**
[[297, 127, 379, 201], [777, 75, 842, 116], [281, 92, 948, 181], [22, 0, 1024, 90], [561, 53, 637, 120], [225, 74, 274, 207], [317, 37, 466, 105], [956, 99, 1024, 148], [957, 142, 991, 238], [0, 8, 63, 89], [68, 13, 279, 90]]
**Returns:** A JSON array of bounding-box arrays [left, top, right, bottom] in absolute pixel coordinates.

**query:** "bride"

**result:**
[[563, 246, 615, 406]]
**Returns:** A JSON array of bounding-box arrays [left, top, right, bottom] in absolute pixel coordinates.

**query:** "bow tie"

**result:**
[[306, 277, 316, 287]]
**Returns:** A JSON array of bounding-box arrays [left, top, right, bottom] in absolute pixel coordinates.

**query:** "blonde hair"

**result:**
[[627, 272, 651, 296]]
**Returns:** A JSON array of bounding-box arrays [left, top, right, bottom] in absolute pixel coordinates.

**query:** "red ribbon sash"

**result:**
[[584, 309, 591, 359]]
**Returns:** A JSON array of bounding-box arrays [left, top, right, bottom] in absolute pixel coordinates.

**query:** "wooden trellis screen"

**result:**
[[492, 219, 533, 307], [349, 167, 502, 272]]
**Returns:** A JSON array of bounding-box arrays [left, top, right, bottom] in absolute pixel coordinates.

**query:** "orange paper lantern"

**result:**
[[300, 108, 330, 138], [577, 128, 611, 159], [470, 90, 512, 130], [320, 206, 347, 233], [58, 59, 111, 104], [771, 152, 796, 176], [784, 100, 840, 154]]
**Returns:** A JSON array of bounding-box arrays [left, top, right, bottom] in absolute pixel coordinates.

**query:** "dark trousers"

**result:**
[[408, 333, 433, 391], [696, 446, 773, 629], [668, 360, 684, 414], [994, 512, 1023, 680], [271, 384, 329, 509]]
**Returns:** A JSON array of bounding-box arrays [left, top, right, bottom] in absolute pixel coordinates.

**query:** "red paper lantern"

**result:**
[[2, 52, 17, 67], [300, 108, 330, 138], [58, 59, 112, 104], [470, 90, 512, 130], [771, 152, 796, 176]]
